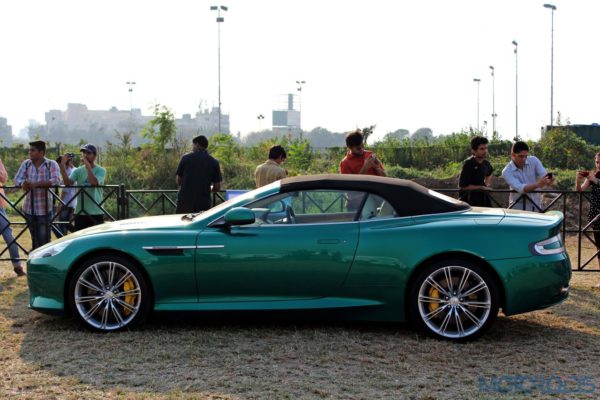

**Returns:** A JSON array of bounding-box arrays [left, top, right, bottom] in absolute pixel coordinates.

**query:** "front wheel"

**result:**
[[408, 260, 499, 341], [68, 255, 152, 332]]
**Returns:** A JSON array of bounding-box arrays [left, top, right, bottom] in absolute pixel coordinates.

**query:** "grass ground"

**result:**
[[1, 243, 599, 399]]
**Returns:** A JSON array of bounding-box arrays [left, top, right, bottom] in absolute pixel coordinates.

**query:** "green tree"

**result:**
[[536, 126, 596, 169], [286, 137, 314, 173], [138, 104, 179, 189], [209, 133, 238, 165], [362, 125, 376, 144]]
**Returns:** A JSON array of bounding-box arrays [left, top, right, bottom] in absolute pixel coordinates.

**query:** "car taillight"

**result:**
[[530, 234, 565, 256]]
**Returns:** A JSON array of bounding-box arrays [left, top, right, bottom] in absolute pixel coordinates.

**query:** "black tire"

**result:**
[[68, 254, 152, 332], [408, 259, 499, 341]]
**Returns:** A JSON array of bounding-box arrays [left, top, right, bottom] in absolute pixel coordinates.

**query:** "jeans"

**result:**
[[0, 208, 21, 267], [56, 207, 74, 237], [25, 211, 53, 250]]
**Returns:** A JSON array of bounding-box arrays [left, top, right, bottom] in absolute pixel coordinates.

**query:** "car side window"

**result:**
[[359, 194, 397, 220], [247, 190, 365, 224]]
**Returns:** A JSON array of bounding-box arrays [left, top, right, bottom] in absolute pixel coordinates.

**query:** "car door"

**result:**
[[346, 193, 416, 288], [194, 189, 363, 301]]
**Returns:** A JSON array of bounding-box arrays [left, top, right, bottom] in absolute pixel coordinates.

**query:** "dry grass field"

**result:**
[[1, 240, 600, 399]]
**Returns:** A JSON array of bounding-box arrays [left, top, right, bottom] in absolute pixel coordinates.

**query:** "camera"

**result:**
[[546, 172, 553, 179], [66, 152, 75, 159]]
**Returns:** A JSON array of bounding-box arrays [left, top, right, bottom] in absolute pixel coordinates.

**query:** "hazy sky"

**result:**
[[1, 0, 598, 141]]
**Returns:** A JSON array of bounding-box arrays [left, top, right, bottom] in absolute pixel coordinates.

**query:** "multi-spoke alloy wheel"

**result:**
[[409, 260, 499, 341], [69, 256, 151, 332]]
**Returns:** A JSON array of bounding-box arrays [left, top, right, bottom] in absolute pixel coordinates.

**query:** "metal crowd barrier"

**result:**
[[0, 186, 597, 271]]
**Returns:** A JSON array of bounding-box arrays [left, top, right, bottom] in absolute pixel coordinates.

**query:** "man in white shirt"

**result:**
[[502, 141, 553, 212]]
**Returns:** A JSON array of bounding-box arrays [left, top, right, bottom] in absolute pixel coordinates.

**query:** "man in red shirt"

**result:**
[[339, 129, 386, 176]]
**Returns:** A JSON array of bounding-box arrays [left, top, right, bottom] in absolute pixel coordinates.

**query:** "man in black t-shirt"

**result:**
[[175, 135, 223, 213], [458, 136, 494, 207]]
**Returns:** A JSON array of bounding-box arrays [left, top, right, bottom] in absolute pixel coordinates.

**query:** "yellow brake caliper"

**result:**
[[428, 287, 440, 313], [122, 278, 136, 316]]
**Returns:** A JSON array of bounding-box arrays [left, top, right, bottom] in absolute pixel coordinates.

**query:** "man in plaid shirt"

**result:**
[[14, 141, 60, 249]]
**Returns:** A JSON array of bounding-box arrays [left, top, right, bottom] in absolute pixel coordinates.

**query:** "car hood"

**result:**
[[67, 214, 194, 238]]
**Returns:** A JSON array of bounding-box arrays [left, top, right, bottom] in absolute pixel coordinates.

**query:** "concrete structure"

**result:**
[[42, 103, 230, 146], [272, 93, 301, 137], [0, 117, 13, 146], [176, 106, 230, 137]]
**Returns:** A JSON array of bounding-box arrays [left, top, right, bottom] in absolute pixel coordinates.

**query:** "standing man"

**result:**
[[458, 136, 494, 207], [502, 141, 553, 212], [339, 129, 386, 176], [0, 158, 25, 275], [14, 140, 61, 249], [59, 144, 106, 231], [55, 155, 77, 236], [255, 145, 287, 187], [175, 135, 222, 213]]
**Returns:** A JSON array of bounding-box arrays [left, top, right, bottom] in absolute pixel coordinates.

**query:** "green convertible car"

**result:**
[[27, 174, 571, 340]]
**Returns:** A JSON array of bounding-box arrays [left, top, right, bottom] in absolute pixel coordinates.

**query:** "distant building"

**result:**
[[176, 106, 230, 137], [42, 103, 230, 145], [272, 94, 301, 137], [0, 117, 13, 146], [44, 103, 149, 144]]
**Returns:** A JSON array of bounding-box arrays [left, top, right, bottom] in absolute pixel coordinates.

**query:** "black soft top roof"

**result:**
[[279, 174, 470, 217]]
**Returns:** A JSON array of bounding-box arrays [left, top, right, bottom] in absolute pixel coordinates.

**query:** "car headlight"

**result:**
[[530, 234, 565, 256], [29, 240, 73, 260]]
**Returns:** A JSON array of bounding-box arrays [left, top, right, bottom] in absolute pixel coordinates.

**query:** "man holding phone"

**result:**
[[502, 141, 553, 212], [339, 129, 386, 176], [59, 144, 106, 230]]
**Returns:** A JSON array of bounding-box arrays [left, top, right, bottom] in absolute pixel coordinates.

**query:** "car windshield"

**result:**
[[193, 181, 281, 221]]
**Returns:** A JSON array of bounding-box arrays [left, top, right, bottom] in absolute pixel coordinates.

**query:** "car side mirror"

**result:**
[[223, 207, 255, 226]]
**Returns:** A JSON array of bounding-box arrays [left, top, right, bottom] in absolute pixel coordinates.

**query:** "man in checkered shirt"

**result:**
[[14, 141, 60, 249]]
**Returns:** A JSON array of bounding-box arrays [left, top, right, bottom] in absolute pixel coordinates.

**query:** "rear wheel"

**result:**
[[408, 259, 499, 341], [68, 255, 151, 332]]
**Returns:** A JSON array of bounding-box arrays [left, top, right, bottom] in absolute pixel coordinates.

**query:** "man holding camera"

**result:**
[[55, 154, 77, 236], [502, 141, 553, 212], [59, 144, 106, 231], [339, 129, 386, 176]]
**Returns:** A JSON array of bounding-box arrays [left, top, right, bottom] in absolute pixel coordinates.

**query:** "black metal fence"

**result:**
[[0, 185, 597, 271]]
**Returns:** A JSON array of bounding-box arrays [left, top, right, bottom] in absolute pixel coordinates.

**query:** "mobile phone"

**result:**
[[546, 172, 553, 179], [580, 171, 590, 177]]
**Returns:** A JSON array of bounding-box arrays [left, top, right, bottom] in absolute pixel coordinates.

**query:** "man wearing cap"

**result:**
[[60, 144, 107, 231], [14, 140, 61, 249]]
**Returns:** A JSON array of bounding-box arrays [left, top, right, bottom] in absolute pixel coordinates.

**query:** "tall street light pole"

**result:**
[[543, 3, 556, 126], [473, 78, 481, 131], [489, 66, 496, 136], [126, 81, 136, 111], [296, 80, 305, 130], [512, 40, 518, 138], [257, 114, 264, 131], [210, 5, 228, 133]]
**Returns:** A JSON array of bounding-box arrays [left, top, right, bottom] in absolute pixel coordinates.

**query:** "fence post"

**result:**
[[578, 191, 583, 270], [118, 185, 128, 220]]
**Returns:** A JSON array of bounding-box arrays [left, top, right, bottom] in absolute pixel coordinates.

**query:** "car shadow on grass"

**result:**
[[8, 289, 600, 398]]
